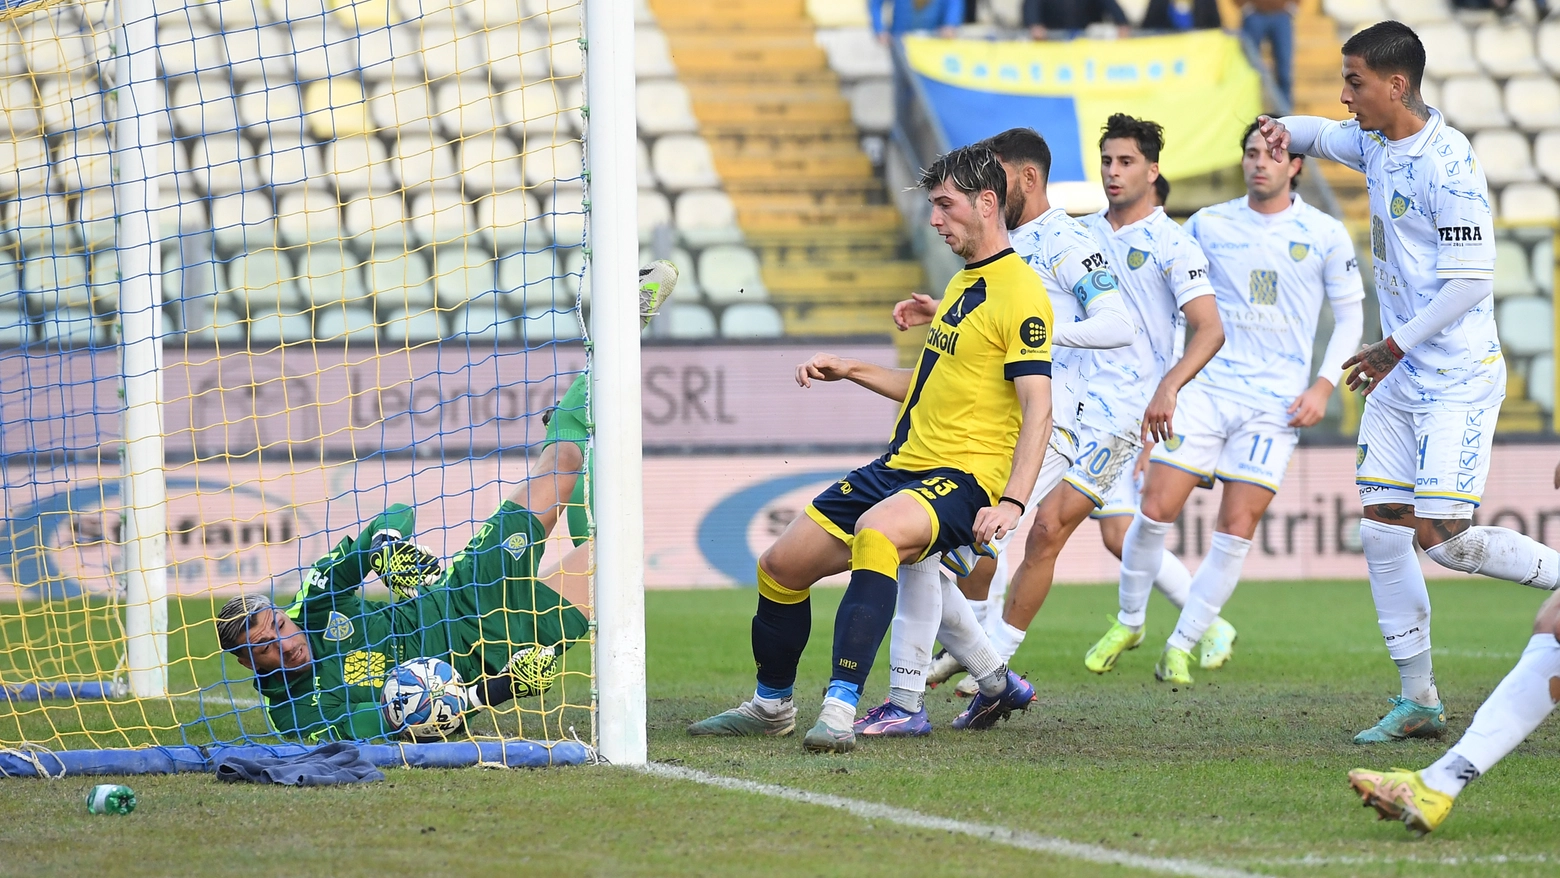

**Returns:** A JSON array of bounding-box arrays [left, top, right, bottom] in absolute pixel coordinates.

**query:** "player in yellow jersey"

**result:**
[[687, 144, 1056, 752]]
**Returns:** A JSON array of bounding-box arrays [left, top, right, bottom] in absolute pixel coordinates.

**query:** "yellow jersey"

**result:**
[[885, 248, 1054, 500]]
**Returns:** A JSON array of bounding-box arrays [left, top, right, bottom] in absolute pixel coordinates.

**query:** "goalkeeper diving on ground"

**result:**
[[214, 261, 680, 742]]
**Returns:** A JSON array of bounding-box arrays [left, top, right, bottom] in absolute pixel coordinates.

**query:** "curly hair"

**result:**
[[1099, 113, 1165, 162]]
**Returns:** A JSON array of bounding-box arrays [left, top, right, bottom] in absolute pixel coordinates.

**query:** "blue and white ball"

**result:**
[[381, 657, 467, 740]]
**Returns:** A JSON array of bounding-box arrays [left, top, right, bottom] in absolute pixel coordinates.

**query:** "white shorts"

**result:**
[[1149, 383, 1297, 493], [1062, 421, 1142, 509], [1090, 466, 1141, 519], [1355, 398, 1499, 519]]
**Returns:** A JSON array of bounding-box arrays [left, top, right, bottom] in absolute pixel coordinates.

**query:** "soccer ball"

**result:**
[[381, 657, 467, 740]]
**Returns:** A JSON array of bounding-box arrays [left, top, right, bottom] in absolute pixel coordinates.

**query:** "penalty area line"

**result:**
[[641, 763, 1272, 878]]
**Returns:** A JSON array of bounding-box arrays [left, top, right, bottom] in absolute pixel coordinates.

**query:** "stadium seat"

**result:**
[[519, 304, 585, 343], [1418, 23, 1480, 79], [848, 79, 893, 133], [327, 135, 396, 195], [342, 193, 409, 244], [1529, 353, 1555, 413], [1471, 130, 1536, 185], [356, 25, 425, 81], [210, 191, 276, 250], [52, 133, 112, 193], [1540, 20, 1560, 74], [381, 307, 446, 344], [223, 24, 294, 84], [419, 25, 488, 81], [189, 133, 262, 195], [559, 244, 588, 304], [651, 134, 720, 191], [675, 189, 742, 247], [698, 245, 766, 304], [1533, 236, 1554, 295], [24, 254, 92, 317], [636, 80, 698, 136], [298, 246, 370, 307], [434, 78, 502, 138], [430, 244, 494, 299], [77, 187, 116, 249], [1498, 296, 1553, 356], [288, 18, 357, 82], [539, 187, 583, 246], [636, 28, 675, 78], [1474, 21, 1542, 78], [256, 134, 324, 188], [1494, 237, 1537, 297], [455, 294, 519, 342], [12, 193, 70, 253], [275, 186, 343, 246], [662, 303, 716, 339], [87, 250, 118, 314], [1504, 76, 1560, 132], [815, 28, 892, 80], [720, 302, 784, 338], [408, 188, 475, 246], [557, 81, 585, 135], [459, 133, 523, 194], [313, 302, 379, 345], [369, 81, 434, 133], [1533, 130, 1560, 185], [203, 0, 272, 30], [496, 247, 563, 306], [523, 0, 581, 27], [37, 77, 102, 137], [157, 21, 229, 78], [484, 25, 553, 84], [237, 81, 304, 138], [0, 137, 49, 198], [1421, 77, 1441, 110], [476, 190, 549, 249], [1440, 75, 1508, 131], [20, 23, 90, 78], [191, 304, 250, 346], [0, 79, 39, 138], [521, 138, 583, 187], [394, 132, 459, 190], [225, 249, 302, 311], [807, 0, 871, 25], [548, 34, 583, 78], [1321, 0, 1387, 28], [1501, 183, 1560, 223], [499, 82, 562, 136], [639, 188, 673, 244], [168, 77, 239, 138], [247, 306, 314, 348], [474, 0, 524, 28], [1382, 0, 1447, 23], [303, 78, 373, 140], [637, 138, 657, 187], [369, 250, 437, 310]]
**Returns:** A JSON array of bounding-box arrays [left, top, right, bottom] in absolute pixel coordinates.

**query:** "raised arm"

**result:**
[[795, 353, 913, 402], [1257, 114, 1365, 171]]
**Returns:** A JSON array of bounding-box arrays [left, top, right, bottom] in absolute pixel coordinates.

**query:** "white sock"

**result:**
[[1424, 526, 1560, 591], [888, 557, 943, 702], [1118, 512, 1173, 629], [1394, 648, 1439, 707], [978, 549, 1012, 637], [1167, 532, 1252, 653], [1154, 549, 1193, 610], [975, 663, 1009, 697], [987, 619, 1027, 663], [751, 692, 791, 714], [818, 695, 855, 730], [1423, 633, 1560, 796], [1361, 518, 1433, 668], [935, 570, 1004, 681]]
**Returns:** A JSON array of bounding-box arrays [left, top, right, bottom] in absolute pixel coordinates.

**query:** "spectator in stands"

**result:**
[[1023, 0, 1130, 39], [1141, 0, 1222, 31], [870, 0, 965, 44], [1238, 0, 1294, 109]]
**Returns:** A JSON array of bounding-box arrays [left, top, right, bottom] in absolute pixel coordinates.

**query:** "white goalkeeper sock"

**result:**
[[1154, 549, 1193, 610], [1423, 633, 1560, 796], [887, 557, 943, 712], [1361, 519, 1437, 703], [1118, 512, 1173, 629], [1167, 532, 1251, 653], [1424, 526, 1560, 591]]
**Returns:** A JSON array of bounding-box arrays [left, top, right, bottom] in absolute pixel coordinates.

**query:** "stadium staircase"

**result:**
[[649, 0, 926, 347]]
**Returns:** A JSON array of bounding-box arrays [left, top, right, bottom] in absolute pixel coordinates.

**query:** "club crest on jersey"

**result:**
[[1125, 248, 1149, 270], [503, 532, 530, 560], [1019, 317, 1048, 348], [1248, 269, 1278, 305], [1389, 190, 1411, 219], [1288, 242, 1310, 261], [1356, 444, 1368, 469], [1163, 434, 1184, 451], [324, 611, 354, 642]]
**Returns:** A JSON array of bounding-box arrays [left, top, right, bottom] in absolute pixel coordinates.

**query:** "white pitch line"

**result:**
[[642, 763, 1272, 878], [164, 693, 263, 709], [1254, 853, 1553, 867]]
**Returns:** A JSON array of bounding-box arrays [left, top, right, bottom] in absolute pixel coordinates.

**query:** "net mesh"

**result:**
[[0, 0, 596, 750]]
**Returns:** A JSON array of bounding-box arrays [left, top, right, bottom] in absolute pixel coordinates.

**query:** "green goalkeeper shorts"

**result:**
[[432, 501, 589, 676], [543, 372, 591, 546]]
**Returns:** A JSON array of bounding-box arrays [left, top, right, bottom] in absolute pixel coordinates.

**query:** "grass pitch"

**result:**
[[5, 580, 1560, 877]]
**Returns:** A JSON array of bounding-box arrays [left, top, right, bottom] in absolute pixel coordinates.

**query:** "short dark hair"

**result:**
[[919, 143, 1007, 212], [216, 593, 277, 652], [1153, 174, 1170, 206], [985, 128, 1052, 184], [1241, 119, 1304, 189], [1098, 113, 1165, 162], [1341, 20, 1424, 92]]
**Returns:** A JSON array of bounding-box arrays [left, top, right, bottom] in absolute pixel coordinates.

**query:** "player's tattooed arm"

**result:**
[[892, 293, 939, 331], [1342, 337, 1404, 395], [795, 353, 913, 402]]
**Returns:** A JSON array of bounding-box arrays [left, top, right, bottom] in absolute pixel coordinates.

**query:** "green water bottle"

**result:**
[[85, 784, 136, 815]]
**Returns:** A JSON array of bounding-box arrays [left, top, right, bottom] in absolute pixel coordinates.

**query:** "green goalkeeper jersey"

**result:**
[[254, 501, 587, 742]]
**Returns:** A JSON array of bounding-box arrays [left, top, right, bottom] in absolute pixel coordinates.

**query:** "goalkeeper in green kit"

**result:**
[[215, 261, 679, 742]]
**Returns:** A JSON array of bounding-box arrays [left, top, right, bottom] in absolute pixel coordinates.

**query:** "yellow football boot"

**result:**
[[1348, 767, 1455, 836], [1084, 617, 1145, 674]]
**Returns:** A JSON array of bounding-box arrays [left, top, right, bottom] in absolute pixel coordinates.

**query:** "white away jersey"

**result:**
[[1304, 108, 1504, 410], [1008, 207, 1118, 436], [1186, 194, 1365, 414], [1078, 207, 1215, 432]]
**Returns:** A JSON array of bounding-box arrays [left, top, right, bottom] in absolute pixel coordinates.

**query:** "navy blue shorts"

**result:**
[[804, 457, 988, 560]]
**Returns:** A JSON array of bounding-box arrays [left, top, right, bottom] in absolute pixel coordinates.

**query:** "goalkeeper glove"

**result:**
[[367, 532, 442, 600], [505, 645, 560, 699]]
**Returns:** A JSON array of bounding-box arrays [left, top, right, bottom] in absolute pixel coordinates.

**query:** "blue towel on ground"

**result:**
[[214, 741, 385, 786]]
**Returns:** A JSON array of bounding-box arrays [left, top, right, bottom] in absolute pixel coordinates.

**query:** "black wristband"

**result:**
[[998, 495, 1026, 515]]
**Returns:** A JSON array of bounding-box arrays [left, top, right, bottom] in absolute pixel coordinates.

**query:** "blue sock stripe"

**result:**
[[825, 680, 862, 707], [755, 682, 793, 701]]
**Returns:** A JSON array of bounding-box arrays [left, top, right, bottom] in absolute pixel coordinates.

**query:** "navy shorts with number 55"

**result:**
[[804, 457, 988, 561]]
